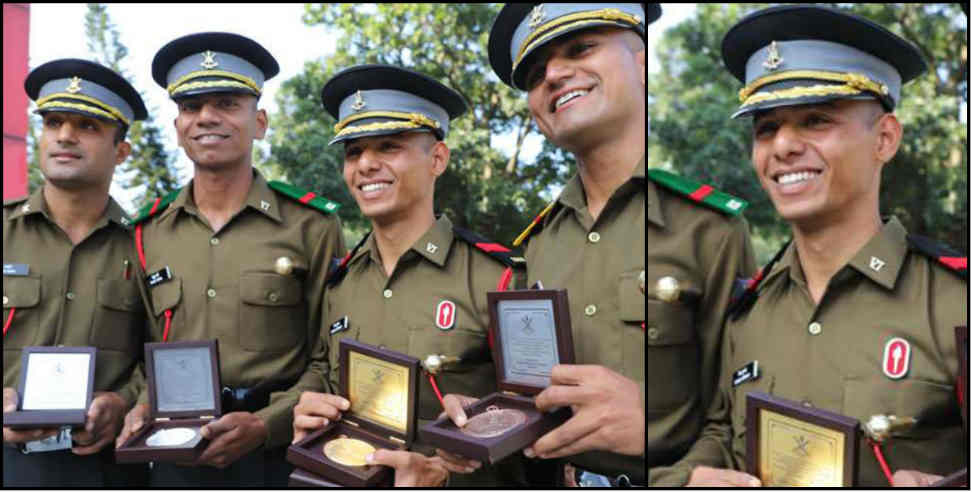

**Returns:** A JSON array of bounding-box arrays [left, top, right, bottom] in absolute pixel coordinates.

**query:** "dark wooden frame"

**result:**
[[286, 338, 420, 487], [3, 346, 96, 429], [419, 289, 575, 463], [746, 391, 859, 487], [487, 289, 574, 395], [115, 340, 221, 463]]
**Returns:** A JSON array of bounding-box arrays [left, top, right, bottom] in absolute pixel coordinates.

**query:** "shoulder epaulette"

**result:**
[[647, 169, 748, 216], [453, 226, 523, 269], [3, 196, 28, 208], [512, 201, 560, 247], [133, 189, 181, 225], [268, 181, 340, 215], [727, 240, 791, 321], [326, 232, 370, 288], [907, 234, 967, 281]]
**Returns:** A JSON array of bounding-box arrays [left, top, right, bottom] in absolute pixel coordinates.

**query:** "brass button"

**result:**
[[646, 327, 659, 340], [588, 232, 601, 243], [808, 322, 822, 335], [66, 292, 76, 301], [584, 304, 596, 316], [267, 291, 279, 303], [207, 288, 216, 298], [210, 237, 219, 246], [2, 296, 7, 305], [383, 289, 393, 299]]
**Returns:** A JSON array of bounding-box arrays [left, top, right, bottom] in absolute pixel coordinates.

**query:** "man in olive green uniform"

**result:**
[[113, 32, 345, 487], [3, 59, 148, 487], [484, 3, 757, 487], [291, 64, 531, 486], [688, 5, 967, 487]]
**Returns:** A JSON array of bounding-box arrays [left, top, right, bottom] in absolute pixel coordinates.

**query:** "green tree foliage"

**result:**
[[267, 4, 573, 244], [85, 3, 179, 210], [650, 4, 968, 261]]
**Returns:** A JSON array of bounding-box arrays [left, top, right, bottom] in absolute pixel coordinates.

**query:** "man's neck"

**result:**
[[371, 207, 436, 278], [570, 118, 644, 221], [191, 163, 254, 233], [42, 183, 110, 245], [791, 208, 883, 304]]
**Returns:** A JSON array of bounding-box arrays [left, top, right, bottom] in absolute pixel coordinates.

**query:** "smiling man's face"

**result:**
[[174, 92, 267, 170], [38, 111, 129, 190]]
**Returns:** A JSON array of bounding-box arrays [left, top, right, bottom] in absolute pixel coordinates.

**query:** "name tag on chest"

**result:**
[[732, 360, 759, 387], [3, 264, 29, 276], [146, 266, 172, 288]]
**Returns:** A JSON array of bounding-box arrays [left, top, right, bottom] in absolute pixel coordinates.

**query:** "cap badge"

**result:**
[[435, 300, 456, 331], [66, 76, 83, 94], [200, 50, 219, 70], [351, 90, 367, 112], [528, 4, 546, 29], [762, 41, 783, 71]]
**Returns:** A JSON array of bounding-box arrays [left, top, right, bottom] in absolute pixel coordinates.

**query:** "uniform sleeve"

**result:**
[[255, 215, 346, 448], [648, 216, 756, 485]]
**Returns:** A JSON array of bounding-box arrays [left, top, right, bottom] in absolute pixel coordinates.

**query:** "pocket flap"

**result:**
[[619, 269, 646, 322], [149, 277, 182, 316], [240, 273, 302, 307], [3, 276, 40, 308], [97, 279, 141, 312]]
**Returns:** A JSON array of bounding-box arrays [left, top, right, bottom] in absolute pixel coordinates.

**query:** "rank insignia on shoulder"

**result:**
[[268, 181, 341, 215], [646, 169, 748, 216], [732, 360, 759, 387], [146, 266, 173, 288], [453, 227, 520, 268], [330, 316, 349, 335]]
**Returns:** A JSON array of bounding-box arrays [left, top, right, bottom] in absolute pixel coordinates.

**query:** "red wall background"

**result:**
[[3, 4, 30, 200]]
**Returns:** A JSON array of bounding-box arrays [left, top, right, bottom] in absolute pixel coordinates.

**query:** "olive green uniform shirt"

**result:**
[[3, 189, 145, 407], [134, 171, 345, 448], [723, 218, 966, 485], [324, 216, 528, 485], [522, 157, 756, 485]]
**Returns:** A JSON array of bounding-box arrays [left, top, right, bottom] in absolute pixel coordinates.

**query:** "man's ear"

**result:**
[[430, 140, 450, 177], [637, 47, 645, 86], [114, 140, 132, 166], [874, 112, 902, 165], [254, 108, 268, 140]]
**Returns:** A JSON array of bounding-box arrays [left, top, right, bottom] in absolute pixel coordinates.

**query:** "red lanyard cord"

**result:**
[[871, 441, 894, 486], [3, 308, 15, 336]]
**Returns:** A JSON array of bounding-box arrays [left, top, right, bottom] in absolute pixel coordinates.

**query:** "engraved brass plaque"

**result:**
[[348, 351, 410, 434], [758, 408, 846, 486]]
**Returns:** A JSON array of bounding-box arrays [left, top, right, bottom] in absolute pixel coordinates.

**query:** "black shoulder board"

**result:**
[[453, 226, 523, 269], [907, 234, 967, 281], [326, 232, 370, 288], [727, 240, 791, 321]]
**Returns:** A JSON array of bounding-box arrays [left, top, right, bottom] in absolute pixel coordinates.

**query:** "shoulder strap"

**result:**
[[268, 181, 341, 215], [907, 234, 967, 281], [512, 201, 560, 247], [132, 189, 181, 225], [646, 169, 748, 216], [453, 226, 524, 269], [325, 232, 370, 288], [727, 240, 791, 321]]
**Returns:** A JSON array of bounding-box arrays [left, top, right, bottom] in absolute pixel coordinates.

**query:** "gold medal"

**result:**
[[323, 436, 375, 467]]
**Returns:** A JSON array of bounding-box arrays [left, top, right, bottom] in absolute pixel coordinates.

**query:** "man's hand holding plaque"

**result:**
[[526, 364, 645, 459], [195, 411, 268, 468], [3, 387, 58, 445], [292, 391, 350, 444], [72, 391, 126, 455]]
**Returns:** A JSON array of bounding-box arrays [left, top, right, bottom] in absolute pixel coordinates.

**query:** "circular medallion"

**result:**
[[323, 437, 375, 467], [460, 407, 527, 439], [146, 427, 197, 447]]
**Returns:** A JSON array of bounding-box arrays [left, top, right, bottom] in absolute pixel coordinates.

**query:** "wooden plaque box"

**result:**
[[287, 339, 420, 487], [420, 289, 574, 464], [115, 340, 221, 463], [3, 346, 96, 429]]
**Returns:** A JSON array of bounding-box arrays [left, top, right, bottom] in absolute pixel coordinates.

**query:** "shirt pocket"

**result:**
[[643, 296, 699, 411], [619, 268, 646, 385], [149, 276, 182, 338], [239, 272, 305, 352], [2, 275, 41, 349], [90, 279, 144, 352]]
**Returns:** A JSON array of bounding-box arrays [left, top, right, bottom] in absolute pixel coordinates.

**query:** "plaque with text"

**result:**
[[746, 392, 859, 487], [287, 339, 420, 487], [3, 346, 96, 429], [419, 289, 574, 464], [115, 340, 221, 463]]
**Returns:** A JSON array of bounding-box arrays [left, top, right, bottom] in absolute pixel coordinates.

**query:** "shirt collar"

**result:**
[[160, 169, 281, 223], [354, 216, 456, 271], [845, 217, 907, 290], [554, 154, 658, 225], [9, 188, 131, 229]]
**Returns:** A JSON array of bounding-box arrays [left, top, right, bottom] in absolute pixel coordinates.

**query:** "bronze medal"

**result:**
[[323, 436, 375, 467], [460, 406, 527, 439]]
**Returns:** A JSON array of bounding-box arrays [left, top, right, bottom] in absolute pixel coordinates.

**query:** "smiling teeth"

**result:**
[[555, 90, 588, 109], [197, 135, 226, 142], [777, 171, 819, 185], [361, 183, 390, 193]]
